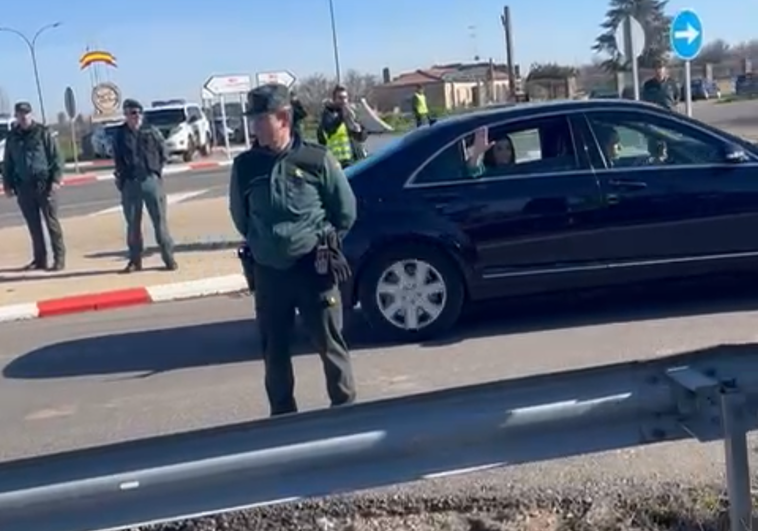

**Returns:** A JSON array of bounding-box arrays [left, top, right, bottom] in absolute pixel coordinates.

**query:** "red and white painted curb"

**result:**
[[0, 159, 233, 196], [0, 273, 248, 323]]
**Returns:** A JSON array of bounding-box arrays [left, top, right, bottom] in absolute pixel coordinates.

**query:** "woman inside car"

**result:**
[[465, 126, 515, 177]]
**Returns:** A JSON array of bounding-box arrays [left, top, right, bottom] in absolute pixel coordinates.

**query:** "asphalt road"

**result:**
[[0, 136, 399, 229], [2, 282, 758, 495]]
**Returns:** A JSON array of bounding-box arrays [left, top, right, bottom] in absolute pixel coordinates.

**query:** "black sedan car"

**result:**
[[341, 99, 758, 341]]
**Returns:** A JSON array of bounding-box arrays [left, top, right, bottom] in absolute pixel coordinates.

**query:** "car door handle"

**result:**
[[607, 179, 648, 191]]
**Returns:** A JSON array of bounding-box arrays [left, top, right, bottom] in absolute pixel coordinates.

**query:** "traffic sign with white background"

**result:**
[[203, 75, 252, 96], [255, 71, 297, 88], [670, 9, 703, 61]]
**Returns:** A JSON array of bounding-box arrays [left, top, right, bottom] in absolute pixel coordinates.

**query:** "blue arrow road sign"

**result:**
[[670, 9, 703, 61]]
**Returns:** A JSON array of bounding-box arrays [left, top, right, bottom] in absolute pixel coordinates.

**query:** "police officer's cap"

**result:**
[[245, 83, 291, 116], [14, 101, 32, 114], [123, 99, 143, 112]]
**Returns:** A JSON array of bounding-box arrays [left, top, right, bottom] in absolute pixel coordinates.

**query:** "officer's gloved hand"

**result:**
[[325, 231, 351, 283]]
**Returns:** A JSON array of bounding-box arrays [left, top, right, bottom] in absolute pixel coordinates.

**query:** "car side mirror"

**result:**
[[724, 143, 748, 163]]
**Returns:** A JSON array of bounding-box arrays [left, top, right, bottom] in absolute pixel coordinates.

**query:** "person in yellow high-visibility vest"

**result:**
[[412, 84, 430, 127], [317, 85, 368, 168]]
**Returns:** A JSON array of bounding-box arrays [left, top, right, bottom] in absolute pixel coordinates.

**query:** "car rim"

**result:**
[[375, 259, 447, 331]]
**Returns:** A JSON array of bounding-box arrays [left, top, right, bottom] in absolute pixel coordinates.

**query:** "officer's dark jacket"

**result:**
[[112, 123, 167, 185], [228, 134, 357, 270], [291, 98, 307, 131], [2, 122, 61, 189], [316, 103, 368, 146], [641, 77, 679, 110]]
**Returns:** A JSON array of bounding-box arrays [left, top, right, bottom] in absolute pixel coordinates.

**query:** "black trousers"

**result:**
[[16, 182, 65, 266], [253, 257, 356, 416]]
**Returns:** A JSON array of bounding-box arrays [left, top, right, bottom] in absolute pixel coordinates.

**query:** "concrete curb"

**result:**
[[0, 159, 234, 196], [0, 273, 248, 323]]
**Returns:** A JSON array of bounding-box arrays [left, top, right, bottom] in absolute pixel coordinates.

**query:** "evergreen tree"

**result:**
[[592, 0, 672, 71]]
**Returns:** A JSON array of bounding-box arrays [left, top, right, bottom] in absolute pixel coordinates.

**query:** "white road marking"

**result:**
[[89, 189, 209, 217]]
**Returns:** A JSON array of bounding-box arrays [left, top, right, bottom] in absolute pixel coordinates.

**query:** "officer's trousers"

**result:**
[[16, 181, 65, 267], [120, 175, 174, 264], [253, 258, 357, 416]]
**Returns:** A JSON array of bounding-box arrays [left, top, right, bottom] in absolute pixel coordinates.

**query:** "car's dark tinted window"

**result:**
[[412, 115, 579, 186], [584, 110, 723, 168]]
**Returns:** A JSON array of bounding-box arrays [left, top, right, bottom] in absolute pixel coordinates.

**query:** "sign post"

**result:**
[[63, 86, 79, 173], [670, 9, 703, 117], [203, 75, 253, 158], [614, 16, 645, 100], [255, 71, 297, 88]]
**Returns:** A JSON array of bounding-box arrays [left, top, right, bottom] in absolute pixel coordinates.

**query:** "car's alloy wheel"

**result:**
[[358, 244, 465, 341]]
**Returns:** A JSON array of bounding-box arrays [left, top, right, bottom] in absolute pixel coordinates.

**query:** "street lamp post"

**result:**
[[0, 22, 62, 123], [328, 0, 342, 84]]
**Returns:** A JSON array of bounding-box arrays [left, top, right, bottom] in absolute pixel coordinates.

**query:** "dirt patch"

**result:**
[[137, 485, 741, 531]]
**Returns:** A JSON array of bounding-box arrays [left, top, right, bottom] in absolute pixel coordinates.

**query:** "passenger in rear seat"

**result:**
[[464, 126, 515, 178]]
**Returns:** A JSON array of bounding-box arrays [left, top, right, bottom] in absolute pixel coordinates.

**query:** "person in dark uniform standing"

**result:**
[[229, 83, 357, 417], [112, 99, 178, 273], [641, 60, 680, 111], [2, 101, 65, 271]]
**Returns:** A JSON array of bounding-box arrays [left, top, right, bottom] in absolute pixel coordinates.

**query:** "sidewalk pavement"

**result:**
[[0, 159, 233, 196], [62, 146, 246, 172], [0, 197, 249, 322]]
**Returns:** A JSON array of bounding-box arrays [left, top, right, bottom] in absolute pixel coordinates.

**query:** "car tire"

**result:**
[[199, 132, 211, 157], [357, 243, 465, 342], [182, 138, 195, 163]]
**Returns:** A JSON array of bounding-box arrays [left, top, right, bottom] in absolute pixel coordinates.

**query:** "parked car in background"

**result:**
[[90, 120, 123, 159], [735, 73, 758, 97], [682, 78, 721, 101], [143, 100, 212, 162], [340, 99, 758, 342]]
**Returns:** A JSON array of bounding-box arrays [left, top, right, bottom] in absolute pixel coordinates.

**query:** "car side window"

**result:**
[[411, 116, 579, 186], [412, 140, 467, 185], [187, 106, 201, 122], [467, 116, 580, 178], [584, 111, 723, 169]]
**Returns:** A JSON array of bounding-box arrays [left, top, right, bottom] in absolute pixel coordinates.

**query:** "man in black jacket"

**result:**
[[2, 101, 65, 271], [290, 90, 307, 134], [112, 98, 177, 273], [316, 85, 367, 168]]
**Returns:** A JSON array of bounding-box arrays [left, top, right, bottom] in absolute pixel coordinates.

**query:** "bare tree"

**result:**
[[695, 39, 731, 65], [295, 74, 332, 114], [342, 69, 379, 103]]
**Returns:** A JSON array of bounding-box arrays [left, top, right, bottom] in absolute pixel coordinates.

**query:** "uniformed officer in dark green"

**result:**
[[2, 101, 65, 271], [112, 99, 177, 273], [229, 83, 357, 416], [641, 60, 679, 111]]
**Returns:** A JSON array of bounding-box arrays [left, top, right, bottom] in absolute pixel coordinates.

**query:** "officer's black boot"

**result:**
[[122, 260, 143, 274]]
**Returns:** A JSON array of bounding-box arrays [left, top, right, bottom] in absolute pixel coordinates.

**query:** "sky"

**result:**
[[1, 0, 757, 117]]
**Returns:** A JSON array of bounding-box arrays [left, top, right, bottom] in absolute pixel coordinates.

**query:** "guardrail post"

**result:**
[[720, 385, 753, 531]]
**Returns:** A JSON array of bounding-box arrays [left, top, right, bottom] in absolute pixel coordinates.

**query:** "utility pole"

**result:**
[[500, 6, 517, 100], [0, 22, 62, 123], [328, 0, 342, 84]]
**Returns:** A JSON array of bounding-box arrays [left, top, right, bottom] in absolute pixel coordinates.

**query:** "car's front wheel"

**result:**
[[358, 243, 465, 342]]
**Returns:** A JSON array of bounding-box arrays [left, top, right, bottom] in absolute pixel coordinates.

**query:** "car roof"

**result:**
[[145, 104, 188, 111]]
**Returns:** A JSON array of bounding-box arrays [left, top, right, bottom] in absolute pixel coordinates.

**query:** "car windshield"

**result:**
[[143, 108, 187, 126], [345, 133, 416, 179]]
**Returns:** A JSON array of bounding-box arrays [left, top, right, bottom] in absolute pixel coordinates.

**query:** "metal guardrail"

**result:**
[[0, 347, 757, 531]]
